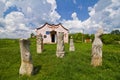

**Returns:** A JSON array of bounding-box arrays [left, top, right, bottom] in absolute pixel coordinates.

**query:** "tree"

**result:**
[[69, 33, 82, 42], [101, 34, 120, 44], [30, 33, 35, 38], [111, 30, 120, 34], [84, 34, 90, 39]]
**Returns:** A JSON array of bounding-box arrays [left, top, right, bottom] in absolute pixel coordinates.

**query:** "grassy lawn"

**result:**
[[0, 39, 120, 80]]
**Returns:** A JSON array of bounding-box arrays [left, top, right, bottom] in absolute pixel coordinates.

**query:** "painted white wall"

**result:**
[[36, 23, 69, 43]]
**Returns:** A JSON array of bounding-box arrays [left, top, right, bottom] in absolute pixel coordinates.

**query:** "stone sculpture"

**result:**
[[91, 28, 103, 67], [19, 39, 33, 76], [69, 36, 75, 51], [56, 32, 65, 58], [36, 34, 43, 54]]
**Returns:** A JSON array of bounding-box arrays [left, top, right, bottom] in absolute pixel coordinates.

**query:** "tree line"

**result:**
[[69, 30, 120, 44]]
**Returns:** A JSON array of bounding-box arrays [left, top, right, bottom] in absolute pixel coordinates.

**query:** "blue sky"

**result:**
[[3, 0, 99, 21], [3, 5, 20, 17], [56, 0, 99, 21], [0, 0, 120, 38]]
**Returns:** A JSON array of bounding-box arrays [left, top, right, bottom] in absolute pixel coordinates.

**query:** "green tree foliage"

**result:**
[[111, 30, 120, 34], [69, 33, 82, 42], [75, 33, 82, 41], [69, 31, 120, 44], [102, 34, 120, 44], [102, 34, 114, 44], [69, 33, 91, 42], [84, 34, 90, 39], [30, 33, 35, 38], [90, 34, 94, 42]]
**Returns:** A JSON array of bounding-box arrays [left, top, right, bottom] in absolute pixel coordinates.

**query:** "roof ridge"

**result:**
[[36, 23, 68, 31]]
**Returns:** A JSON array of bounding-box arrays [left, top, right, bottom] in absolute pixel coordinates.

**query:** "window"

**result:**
[[46, 31, 50, 35], [44, 35, 47, 38]]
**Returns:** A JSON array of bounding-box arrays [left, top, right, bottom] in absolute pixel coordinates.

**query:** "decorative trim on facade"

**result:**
[[36, 23, 68, 31]]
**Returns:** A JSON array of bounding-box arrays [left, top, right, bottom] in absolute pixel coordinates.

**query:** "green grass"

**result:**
[[0, 39, 120, 80]]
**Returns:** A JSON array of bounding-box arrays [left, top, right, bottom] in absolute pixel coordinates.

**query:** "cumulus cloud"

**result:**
[[0, 12, 31, 38], [83, 0, 120, 34], [0, 0, 60, 38], [71, 12, 79, 20], [0, 0, 120, 38], [63, 0, 120, 34], [0, 1, 5, 17], [62, 12, 83, 33]]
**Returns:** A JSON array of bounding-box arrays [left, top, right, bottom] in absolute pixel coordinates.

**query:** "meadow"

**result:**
[[0, 39, 120, 80]]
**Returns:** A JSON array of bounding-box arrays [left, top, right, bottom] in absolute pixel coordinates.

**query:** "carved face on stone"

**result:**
[[20, 39, 31, 62], [24, 40, 31, 62]]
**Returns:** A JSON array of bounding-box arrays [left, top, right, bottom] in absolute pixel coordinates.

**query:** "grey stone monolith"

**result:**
[[69, 36, 75, 51], [56, 32, 65, 58], [91, 28, 103, 67], [36, 34, 43, 54], [19, 39, 33, 76]]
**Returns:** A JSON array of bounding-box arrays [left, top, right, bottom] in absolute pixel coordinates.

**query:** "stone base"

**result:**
[[69, 47, 75, 51], [19, 62, 33, 76], [56, 52, 65, 58], [37, 49, 42, 54], [91, 55, 102, 67], [37, 45, 43, 54]]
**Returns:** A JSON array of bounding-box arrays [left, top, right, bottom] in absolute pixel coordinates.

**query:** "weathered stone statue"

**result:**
[[69, 36, 75, 51], [19, 39, 33, 76], [36, 34, 43, 54], [56, 32, 65, 58], [91, 28, 103, 67]]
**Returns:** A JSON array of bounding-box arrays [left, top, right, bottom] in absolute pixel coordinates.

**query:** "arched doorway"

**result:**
[[50, 30, 56, 43]]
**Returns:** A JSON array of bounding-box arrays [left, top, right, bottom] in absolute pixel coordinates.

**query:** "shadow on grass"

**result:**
[[33, 65, 42, 75]]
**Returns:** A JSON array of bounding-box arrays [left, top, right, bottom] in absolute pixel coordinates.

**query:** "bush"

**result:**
[[69, 33, 82, 42], [102, 34, 120, 44]]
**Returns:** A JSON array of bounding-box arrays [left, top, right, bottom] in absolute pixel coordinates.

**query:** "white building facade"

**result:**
[[36, 23, 69, 43]]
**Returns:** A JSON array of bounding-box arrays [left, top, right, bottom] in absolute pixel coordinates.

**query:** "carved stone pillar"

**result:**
[[19, 39, 33, 76], [91, 28, 103, 67], [36, 34, 43, 54], [56, 32, 65, 58], [69, 36, 75, 51]]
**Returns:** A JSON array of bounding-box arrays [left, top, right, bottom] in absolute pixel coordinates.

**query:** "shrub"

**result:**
[[101, 34, 120, 44]]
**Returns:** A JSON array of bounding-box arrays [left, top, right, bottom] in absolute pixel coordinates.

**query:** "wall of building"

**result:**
[[36, 24, 69, 43]]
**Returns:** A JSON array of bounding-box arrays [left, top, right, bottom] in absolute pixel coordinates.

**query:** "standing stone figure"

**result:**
[[69, 36, 75, 51], [19, 39, 33, 76], [56, 32, 65, 58], [91, 28, 103, 67], [36, 34, 43, 54]]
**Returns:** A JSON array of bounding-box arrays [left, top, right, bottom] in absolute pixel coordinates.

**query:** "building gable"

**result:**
[[36, 23, 69, 43], [36, 23, 68, 31]]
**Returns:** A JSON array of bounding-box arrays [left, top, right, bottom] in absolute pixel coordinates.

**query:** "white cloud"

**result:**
[[71, 12, 79, 20], [0, 1, 5, 17], [47, 0, 56, 9], [83, 0, 120, 33], [88, 7, 95, 16], [61, 0, 120, 34], [0, 11, 30, 38], [27, 6, 32, 13], [0, 0, 61, 38], [5, 1, 12, 8], [62, 12, 83, 33], [5, 12, 27, 31], [0, 0, 120, 38]]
